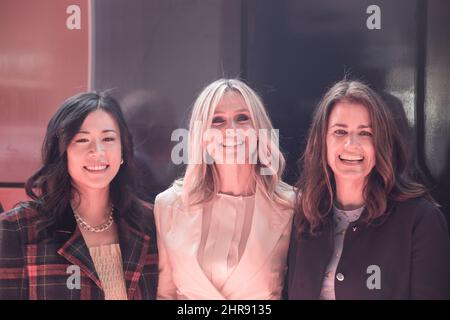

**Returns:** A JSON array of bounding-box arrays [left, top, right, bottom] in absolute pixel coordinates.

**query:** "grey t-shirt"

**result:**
[[319, 205, 365, 300]]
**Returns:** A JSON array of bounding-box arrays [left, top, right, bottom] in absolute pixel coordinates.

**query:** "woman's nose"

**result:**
[[90, 138, 105, 155], [345, 133, 359, 147], [223, 119, 238, 139], [225, 119, 237, 130]]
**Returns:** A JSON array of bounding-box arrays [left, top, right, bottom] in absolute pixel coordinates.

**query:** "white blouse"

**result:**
[[197, 193, 255, 291], [155, 184, 295, 300]]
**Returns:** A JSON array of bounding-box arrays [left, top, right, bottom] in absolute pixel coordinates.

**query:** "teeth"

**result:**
[[85, 165, 108, 171], [339, 155, 363, 161], [222, 141, 244, 147]]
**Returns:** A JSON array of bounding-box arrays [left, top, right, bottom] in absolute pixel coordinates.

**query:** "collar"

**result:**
[[56, 211, 151, 299]]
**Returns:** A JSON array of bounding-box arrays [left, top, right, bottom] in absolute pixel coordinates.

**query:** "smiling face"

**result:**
[[205, 91, 256, 164], [67, 109, 122, 193], [326, 101, 376, 183]]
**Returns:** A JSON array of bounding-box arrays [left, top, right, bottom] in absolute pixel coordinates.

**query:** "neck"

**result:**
[[71, 187, 111, 225], [215, 163, 255, 196], [334, 177, 366, 210]]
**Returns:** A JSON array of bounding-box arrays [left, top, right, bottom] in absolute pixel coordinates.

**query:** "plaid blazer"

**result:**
[[0, 205, 158, 300]]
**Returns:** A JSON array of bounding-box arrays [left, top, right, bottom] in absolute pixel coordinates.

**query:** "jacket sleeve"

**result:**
[[0, 210, 29, 300], [410, 202, 450, 299], [154, 195, 177, 300]]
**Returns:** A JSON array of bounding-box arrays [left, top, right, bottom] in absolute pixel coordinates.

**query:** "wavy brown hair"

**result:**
[[294, 80, 434, 237]]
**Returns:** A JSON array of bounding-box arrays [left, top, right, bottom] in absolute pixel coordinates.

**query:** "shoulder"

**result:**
[[274, 181, 296, 209], [0, 203, 39, 230], [135, 199, 156, 229], [278, 182, 296, 199], [0, 203, 40, 245], [155, 184, 183, 209], [153, 184, 184, 228], [394, 197, 442, 217], [392, 197, 448, 231], [138, 200, 155, 218]]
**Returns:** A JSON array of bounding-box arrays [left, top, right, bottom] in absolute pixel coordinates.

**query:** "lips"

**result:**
[[221, 141, 244, 147], [83, 164, 109, 173], [339, 154, 364, 163]]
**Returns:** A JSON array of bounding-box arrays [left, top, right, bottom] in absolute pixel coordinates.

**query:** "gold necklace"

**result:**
[[72, 205, 114, 233]]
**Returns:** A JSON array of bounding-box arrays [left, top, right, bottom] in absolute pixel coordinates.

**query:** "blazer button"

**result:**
[[336, 273, 345, 281]]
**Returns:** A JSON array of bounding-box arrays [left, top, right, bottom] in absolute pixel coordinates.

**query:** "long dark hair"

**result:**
[[24, 91, 147, 238], [294, 80, 434, 237]]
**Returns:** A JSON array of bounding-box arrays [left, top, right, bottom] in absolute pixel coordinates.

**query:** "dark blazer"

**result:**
[[286, 198, 450, 299], [0, 204, 158, 300]]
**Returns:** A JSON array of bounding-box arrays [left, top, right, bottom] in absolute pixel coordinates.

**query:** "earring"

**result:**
[[120, 159, 124, 165]]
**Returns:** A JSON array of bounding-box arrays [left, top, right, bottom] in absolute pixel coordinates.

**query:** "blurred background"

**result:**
[[1, 0, 449, 231]]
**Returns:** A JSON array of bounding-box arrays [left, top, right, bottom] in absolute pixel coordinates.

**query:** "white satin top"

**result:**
[[197, 193, 255, 291], [155, 184, 295, 300]]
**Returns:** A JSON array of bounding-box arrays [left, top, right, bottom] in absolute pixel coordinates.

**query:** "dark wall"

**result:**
[[423, 0, 450, 228], [89, 0, 449, 224], [1, 1, 447, 222], [244, 0, 418, 181], [243, 0, 450, 225], [92, 0, 242, 200]]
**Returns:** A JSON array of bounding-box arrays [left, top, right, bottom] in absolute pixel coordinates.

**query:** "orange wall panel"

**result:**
[[0, 188, 28, 212], [0, 0, 90, 183]]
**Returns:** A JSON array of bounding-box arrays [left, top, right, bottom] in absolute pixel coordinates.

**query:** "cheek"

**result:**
[[363, 141, 376, 165], [325, 137, 336, 164], [66, 149, 80, 170], [66, 150, 84, 181], [241, 123, 254, 131], [240, 128, 254, 144], [204, 130, 222, 154], [108, 145, 122, 165]]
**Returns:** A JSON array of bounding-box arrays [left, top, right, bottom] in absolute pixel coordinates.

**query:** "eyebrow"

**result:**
[[213, 109, 250, 115], [330, 123, 372, 129], [76, 129, 118, 134]]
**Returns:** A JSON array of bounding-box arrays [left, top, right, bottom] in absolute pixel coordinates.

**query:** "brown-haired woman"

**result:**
[[286, 80, 450, 299]]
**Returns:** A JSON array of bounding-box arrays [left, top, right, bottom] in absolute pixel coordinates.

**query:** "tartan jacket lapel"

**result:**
[[56, 228, 102, 289], [117, 218, 151, 300], [1, 204, 157, 300], [56, 215, 151, 299], [57, 219, 150, 300]]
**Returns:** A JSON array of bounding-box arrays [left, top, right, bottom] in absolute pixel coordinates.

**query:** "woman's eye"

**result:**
[[75, 138, 89, 143], [334, 129, 347, 136], [360, 131, 373, 137], [212, 117, 225, 125], [104, 137, 116, 142], [236, 114, 250, 122]]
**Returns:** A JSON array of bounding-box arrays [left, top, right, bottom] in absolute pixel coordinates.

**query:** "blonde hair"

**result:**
[[176, 78, 293, 209]]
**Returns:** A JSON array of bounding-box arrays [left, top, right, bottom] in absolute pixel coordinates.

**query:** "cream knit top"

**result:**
[[89, 243, 128, 300]]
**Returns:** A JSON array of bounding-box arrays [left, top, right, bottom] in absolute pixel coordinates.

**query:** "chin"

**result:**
[[82, 179, 113, 190], [334, 169, 369, 179]]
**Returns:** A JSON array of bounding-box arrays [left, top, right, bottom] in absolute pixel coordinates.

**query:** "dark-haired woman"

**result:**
[[0, 92, 158, 300], [286, 80, 450, 299]]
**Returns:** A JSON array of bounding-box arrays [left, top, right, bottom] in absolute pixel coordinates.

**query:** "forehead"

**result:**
[[79, 109, 120, 131], [214, 91, 248, 113], [328, 101, 371, 125]]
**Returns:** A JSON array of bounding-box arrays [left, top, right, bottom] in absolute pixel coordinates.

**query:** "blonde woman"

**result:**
[[155, 79, 295, 299]]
